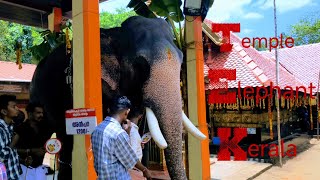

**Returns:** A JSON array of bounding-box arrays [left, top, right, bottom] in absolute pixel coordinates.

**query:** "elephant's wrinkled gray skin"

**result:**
[[30, 16, 187, 180]]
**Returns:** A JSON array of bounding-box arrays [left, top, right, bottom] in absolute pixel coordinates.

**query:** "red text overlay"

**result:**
[[211, 23, 294, 52], [207, 69, 316, 104], [217, 128, 297, 161]]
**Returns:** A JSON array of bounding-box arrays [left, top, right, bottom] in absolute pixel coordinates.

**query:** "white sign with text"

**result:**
[[65, 108, 97, 135]]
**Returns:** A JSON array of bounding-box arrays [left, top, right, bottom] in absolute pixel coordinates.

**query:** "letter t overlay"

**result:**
[[217, 128, 247, 161], [211, 23, 240, 52]]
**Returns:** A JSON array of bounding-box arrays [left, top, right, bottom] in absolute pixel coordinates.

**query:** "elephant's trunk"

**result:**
[[143, 57, 187, 180]]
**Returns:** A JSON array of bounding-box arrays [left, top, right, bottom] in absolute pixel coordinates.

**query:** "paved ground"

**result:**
[[210, 158, 272, 180], [254, 139, 320, 180], [210, 134, 314, 180]]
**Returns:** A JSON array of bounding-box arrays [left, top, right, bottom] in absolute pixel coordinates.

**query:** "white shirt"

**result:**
[[130, 123, 143, 161]]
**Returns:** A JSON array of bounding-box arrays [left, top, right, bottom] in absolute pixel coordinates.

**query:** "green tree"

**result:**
[[127, 0, 214, 50], [127, 0, 185, 50], [253, 41, 267, 51], [0, 20, 42, 64], [30, 21, 72, 63], [100, 8, 137, 28], [252, 33, 292, 51], [290, 17, 320, 46], [0, 20, 22, 61]]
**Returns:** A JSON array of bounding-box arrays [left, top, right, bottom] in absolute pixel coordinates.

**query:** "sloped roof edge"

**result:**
[[0, 61, 36, 82], [202, 22, 223, 46]]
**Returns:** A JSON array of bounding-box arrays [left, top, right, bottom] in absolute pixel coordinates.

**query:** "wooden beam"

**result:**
[[0, 1, 48, 28], [202, 23, 223, 46]]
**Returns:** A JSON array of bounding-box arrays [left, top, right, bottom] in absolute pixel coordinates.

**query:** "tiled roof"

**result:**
[[260, 43, 320, 90], [204, 42, 262, 90], [0, 61, 36, 82], [241, 40, 304, 89], [203, 20, 306, 92]]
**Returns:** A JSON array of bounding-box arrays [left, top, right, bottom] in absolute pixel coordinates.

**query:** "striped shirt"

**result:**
[[0, 119, 21, 180], [91, 117, 139, 180]]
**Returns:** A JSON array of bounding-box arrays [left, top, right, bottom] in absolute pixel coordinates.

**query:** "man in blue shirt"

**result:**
[[91, 96, 152, 180]]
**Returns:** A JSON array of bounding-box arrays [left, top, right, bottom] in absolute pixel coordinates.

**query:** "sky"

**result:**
[[99, 0, 320, 39]]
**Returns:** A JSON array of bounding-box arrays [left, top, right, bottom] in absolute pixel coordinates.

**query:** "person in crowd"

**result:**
[[127, 108, 144, 162], [15, 102, 53, 180], [91, 96, 152, 180], [297, 105, 309, 132], [127, 108, 147, 179], [0, 161, 7, 180], [0, 95, 22, 180], [12, 110, 25, 130]]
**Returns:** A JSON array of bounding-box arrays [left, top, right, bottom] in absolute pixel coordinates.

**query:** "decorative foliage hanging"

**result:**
[[14, 28, 34, 69], [30, 19, 73, 63], [15, 41, 22, 69]]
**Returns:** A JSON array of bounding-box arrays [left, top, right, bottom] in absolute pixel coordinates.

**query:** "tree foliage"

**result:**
[[100, 8, 137, 28], [253, 41, 267, 51], [128, 0, 185, 50], [30, 27, 71, 62], [290, 17, 320, 46], [0, 20, 42, 63], [0, 8, 135, 65], [253, 16, 320, 51], [252, 33, 294, 51], [127, 0, 214, 51], [31, 9, 135, 63]]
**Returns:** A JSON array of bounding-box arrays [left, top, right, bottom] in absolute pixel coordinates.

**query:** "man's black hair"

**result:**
[[0, 94, 16, 111], [13, 110, 25, 128], [109, 96, 131, 115], [26, 102, 44, 113], [128, 107, 144, 120], [0, 95, 16, 119]]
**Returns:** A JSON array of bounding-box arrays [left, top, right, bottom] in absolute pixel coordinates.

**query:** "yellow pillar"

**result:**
[[72, 0, 102, 180], [185, 16, 211, 180]]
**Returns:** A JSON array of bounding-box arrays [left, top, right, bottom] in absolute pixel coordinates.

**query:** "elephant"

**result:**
[[29, 16, 206, 180]]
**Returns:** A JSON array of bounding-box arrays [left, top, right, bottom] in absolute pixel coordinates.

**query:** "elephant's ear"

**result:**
[[115, 56, 150, 112], [101, 55, 119, 91], [100, 28, 122, 91], [119, 56, 150, 96], [130, 56, 151, 85]]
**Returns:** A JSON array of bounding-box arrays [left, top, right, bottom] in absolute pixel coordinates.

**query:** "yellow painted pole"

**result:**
[[72, 0, 102, 180], [185, 16, 211, 180]]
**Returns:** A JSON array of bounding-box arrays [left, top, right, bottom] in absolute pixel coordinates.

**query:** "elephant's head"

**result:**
[[100, 16, 206, 180]]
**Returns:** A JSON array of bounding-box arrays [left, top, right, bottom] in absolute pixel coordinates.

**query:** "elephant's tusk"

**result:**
[[145, 107, 168, 149], [182, 112, 206, 140]]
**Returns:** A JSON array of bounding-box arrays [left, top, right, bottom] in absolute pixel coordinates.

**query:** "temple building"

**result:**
[[202, 19, 320, 147], [0, 61, 36, 113]]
